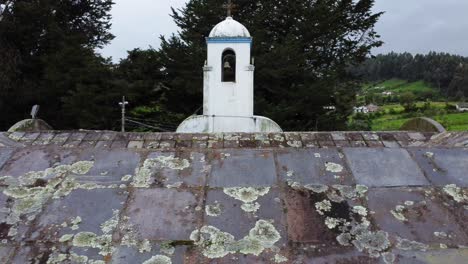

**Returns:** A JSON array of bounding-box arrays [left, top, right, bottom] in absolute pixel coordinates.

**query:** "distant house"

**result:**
[[382, 91, 393, 96], [367, 104, 380, 113], [456, 103, 468, 112], [323, 106, 336, 111], [354, 106, 369, 114], [354, 104, 380, 114]]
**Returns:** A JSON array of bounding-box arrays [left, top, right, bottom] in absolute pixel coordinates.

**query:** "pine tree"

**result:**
[[448, 64, 468, 100], [0, 0, 114, 130], [115, 48, 185, 132]]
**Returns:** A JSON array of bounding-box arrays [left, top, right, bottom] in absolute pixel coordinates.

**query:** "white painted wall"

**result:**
[[203, 41, 254, 117], [177, 115, 282, 133]]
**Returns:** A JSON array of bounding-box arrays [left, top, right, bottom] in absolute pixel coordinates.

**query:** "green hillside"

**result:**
[[369, 101, 468, 132], [361, 79, 439, 99], [371, 111, 468, 131], [356, 79, 468, 132]]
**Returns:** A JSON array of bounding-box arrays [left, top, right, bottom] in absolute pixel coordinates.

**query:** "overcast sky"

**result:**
[[100, 0, 468, 62]]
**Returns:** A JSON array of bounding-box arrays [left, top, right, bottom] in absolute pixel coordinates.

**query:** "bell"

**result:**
[[224, 61, 231, 69]]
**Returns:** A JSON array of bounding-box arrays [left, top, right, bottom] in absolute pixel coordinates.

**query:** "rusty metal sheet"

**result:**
[[30, 188, 129, 242], [0, 188, 9, 223], [284, 188, 339, 244], [394, 249, 468, 263], [0, 131, 468, 263], [0, 147, 80, 177], [113, 244, 193, 264], [277, 149, 354, 186], [290, 249, 376, 264], [144, 151, 208, 187], [123, 188, 203, 241], [209, 150, 277, 187], [367, 188, 468, 246], [75, 149, 142, 185], [343, 148, 429, 187], [0, 148, 14, 171], [196, 251, 287, 264], [10, 243, 68, 264], [204, 188, 286, 241], [0, 246, 14, 263], [409, 148, 468, 187]]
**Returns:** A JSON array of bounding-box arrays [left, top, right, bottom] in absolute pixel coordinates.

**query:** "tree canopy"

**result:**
[[1, 0, 385, 131], [0, 0, 114, 130], [352, 52, 468, 99]]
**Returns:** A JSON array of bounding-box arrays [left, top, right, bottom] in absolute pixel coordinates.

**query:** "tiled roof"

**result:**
[[0, 131, 467, 263]]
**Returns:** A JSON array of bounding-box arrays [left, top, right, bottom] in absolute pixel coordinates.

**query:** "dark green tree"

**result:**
[[448, 63, 468, 100], [116, 48, 184, 131], [400, 92, 416, 112], [0, 0, 114, 130]]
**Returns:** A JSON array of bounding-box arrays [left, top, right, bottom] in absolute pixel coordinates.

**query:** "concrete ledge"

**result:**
[[8, 119, 53, 132], [176, 115, 283, 133]]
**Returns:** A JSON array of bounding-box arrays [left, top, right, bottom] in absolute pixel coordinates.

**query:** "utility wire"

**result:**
[[127, 116, 179, 126], [125, 118, 174, 132], [126, 117, 179, 128]]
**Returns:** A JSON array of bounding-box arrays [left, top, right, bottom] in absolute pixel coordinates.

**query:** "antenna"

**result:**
[[118, 96, 129, 132], [31, 105, 40, 119]]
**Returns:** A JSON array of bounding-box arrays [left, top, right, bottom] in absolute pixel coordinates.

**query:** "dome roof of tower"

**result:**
[[209, 17, 251, 38]]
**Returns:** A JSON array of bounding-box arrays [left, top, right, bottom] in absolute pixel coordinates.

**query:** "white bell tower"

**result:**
[[203, 16, 254, 117], [176, 15, 282, 133]]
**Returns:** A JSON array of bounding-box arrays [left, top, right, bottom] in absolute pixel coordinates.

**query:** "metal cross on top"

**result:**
[[223, 0, 237, 17]]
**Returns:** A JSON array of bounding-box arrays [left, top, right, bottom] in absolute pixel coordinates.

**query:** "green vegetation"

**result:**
[[363, 79, 435, 95], [359, 79, 440, 106], [355, 78, 468, 132], [353, 52, 468, 100], [392, 81, 435, 94], [434, 113, 468, 131], [369, 102, 468, 131], [362, 79, 408, 92]]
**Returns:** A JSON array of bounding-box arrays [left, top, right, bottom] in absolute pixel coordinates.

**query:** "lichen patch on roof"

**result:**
[[0, 131, 467, 263]]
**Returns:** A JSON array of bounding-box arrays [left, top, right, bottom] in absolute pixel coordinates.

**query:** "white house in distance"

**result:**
[[456, 102, 468, 112], [354, 106, 370, 114], [176, 16, 282, 133], [354, 104, 380, 114]]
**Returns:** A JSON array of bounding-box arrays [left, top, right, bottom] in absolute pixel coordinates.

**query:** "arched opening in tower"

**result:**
[[222, 49, 236, 82]]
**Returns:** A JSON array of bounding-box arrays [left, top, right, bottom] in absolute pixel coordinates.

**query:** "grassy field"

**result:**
[[359, 79, 468, 131], [363, 79, 408, 92], [379, 102, 450, 112], [371, 103, 468, 131], [362, 79, 437, 97]]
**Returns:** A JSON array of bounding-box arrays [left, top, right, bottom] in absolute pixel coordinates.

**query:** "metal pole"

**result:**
[[121, 96, 125, 132], [119, 96, 129, 133]]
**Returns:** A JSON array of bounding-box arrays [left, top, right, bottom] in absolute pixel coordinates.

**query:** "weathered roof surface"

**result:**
[[0, 131, 467, 263]]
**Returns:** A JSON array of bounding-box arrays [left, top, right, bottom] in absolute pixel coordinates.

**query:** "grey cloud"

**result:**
[[372, 0, 468, 56], [101, 0, 468, 61], [99, 0, 187, 62]]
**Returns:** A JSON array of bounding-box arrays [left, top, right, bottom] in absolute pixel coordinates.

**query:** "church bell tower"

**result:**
[[203, 16, 254, 117], [176, 6, 282, 133]]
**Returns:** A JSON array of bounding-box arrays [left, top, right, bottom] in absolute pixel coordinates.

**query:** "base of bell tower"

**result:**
[[176, 115, 282, 133]]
